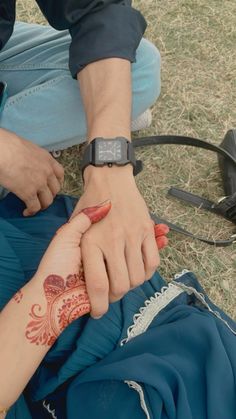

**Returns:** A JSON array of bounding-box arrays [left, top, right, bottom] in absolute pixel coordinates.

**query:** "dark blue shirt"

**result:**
[[0, 0, 147, 78]]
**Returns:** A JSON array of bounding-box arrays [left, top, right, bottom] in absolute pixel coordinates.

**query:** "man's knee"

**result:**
[[148, 43, 161, 104], [133, 38, 161, 112]]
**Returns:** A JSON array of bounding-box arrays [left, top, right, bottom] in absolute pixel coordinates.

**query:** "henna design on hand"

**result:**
[[25, 201, 112, 347], [25, 201, 168, 347], [25, 270, 90, 346]]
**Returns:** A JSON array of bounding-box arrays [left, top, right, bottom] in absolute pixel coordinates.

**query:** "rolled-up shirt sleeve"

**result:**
[[36, 0, 147, 78]]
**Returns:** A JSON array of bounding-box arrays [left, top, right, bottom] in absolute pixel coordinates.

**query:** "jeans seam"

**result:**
[[4, 74, 71, 108], [0, 63, 69, 71]]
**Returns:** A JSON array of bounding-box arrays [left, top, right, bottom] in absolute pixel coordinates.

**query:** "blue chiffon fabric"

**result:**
[[0, 194, 236, 419]]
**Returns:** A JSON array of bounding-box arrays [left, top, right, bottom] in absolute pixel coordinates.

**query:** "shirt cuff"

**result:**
[[69, 3, 147, 78]]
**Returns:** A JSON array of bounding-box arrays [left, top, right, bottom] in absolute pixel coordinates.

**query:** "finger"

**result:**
[[69, 199, 111, 222], [156, 235, 168, 250], [78, 200, 111, 224], [56, 200, 112, 242], [105, 245, 130, 302], [52, 160, 65, 184], [124, 240, 146, 288], [154, 224, 170, 237], [38, 187, 54, 210], [23, 195, 41, 217], [141, 234, 160, 280], [47, 175, 61, 197], [81, 242, 109, 318]]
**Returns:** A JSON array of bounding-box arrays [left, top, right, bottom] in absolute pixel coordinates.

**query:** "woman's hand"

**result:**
[[28, 200, 112, 345], [0, 201, 112, 413], [0, 198, 168, 414], [0, 128, 64, 216]]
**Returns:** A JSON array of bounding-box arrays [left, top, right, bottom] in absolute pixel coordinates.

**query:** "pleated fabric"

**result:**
[[0, 194, 235, 419]]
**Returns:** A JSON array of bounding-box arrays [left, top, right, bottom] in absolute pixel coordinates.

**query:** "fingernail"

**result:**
[[154, 224, 170, 236], [156, 236, 168, 250], [81, 200, 111, 224], [92, 315, 103, 320]]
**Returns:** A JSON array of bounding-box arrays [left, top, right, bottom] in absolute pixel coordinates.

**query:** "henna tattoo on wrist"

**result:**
[[25, 269, 90, 346]]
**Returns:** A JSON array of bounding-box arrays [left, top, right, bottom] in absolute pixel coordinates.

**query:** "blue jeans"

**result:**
[[0, 21, 161, 196]]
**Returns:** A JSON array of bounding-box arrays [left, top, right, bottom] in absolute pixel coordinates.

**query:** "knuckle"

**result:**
[[130, 274, 145, 287], [45, 167, 54, 178], [92, 282, 108, 295], [31, 200, 41, 209], [58, 164, 64, 175], [109, 227, 124, 243], [56, 181, 61, 191], [41, 198, 53, 209], [81, 233, 93, 247], [38, 184, 48, 194], [143, 221, 154, 235], [36, 173, 48, 186], [55, 162, 64, 176], [54, 185, 61, 195], [25, 190, 37, 201], [147, 257, 160, 272], [92, 306, 108, 319], [47, 173, 56, 182], [111, 283, 130, 299], [126, 234, 138, 246]]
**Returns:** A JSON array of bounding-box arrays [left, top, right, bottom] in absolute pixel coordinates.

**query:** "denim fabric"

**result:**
[[0, 1, 147, 77], [0, 21, 161, 199], [0, 21, 161, 150]]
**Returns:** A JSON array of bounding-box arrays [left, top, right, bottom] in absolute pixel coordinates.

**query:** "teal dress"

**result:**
[[0, 194, 235, 419]]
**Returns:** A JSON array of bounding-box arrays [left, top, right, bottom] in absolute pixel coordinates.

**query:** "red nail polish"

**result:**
[[154, 224, 170, 237], [156, 236, 168, 250], [81, 200, 111, 224]]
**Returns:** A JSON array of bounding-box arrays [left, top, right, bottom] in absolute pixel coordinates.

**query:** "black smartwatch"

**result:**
[[81, 137, 142, 179]]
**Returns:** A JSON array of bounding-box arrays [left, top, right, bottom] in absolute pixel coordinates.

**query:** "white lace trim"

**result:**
[[120, 270, 190, 346], [43, 400, 58, 419], [172, 280, 236, 335], [121, 268, 236, 419], [125, 380, 151, 419], [121, 269, 189, 418]]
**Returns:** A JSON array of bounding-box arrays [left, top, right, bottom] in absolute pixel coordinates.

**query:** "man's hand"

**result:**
[[71, 164, 160, 318], [0, 128, 64, 216]]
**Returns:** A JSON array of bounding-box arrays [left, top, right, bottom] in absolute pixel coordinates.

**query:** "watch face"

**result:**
[[97, 140, 123, 162]]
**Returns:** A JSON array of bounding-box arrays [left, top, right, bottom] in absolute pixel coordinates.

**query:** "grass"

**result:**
[[17, 0, 236, 318]]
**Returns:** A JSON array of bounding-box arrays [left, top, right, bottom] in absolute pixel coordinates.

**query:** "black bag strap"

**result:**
[[133, 135, 236, 167], [150, 212, 236, 247], [168, 188, 236, 224], [132, 134, 236, 247]]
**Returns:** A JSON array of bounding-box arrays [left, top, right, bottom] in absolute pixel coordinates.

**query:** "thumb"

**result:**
[[60, 199, 112, 237]]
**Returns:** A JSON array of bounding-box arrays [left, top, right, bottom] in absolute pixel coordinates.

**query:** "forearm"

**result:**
[[77, 57, 132, 142], [0, 277, 54, 410]]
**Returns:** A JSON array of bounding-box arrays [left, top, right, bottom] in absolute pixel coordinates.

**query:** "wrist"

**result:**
[[83, 163, 135, 189], [87, 125, 131, 144]]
